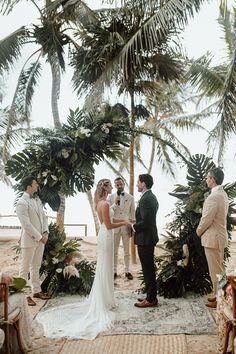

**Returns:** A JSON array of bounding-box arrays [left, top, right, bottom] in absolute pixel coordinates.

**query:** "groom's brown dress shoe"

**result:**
[[33, 292, 50, 300], [205, 301, 217, 309], [125, 272, 133, 280], [137, 297, 146, 302], [134, 299, 158, 308], [207, 296, 216, 302], [27, 296, 36, 306]]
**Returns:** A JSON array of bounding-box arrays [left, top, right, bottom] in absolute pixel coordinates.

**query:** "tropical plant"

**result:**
[[0, 79, 28, 184], [5, 105, 130, 210], [0, 0, 99, 225], [39, 222, 95, 296], [187, 2, 236, 164], [71, 3, 186, 196], [155, 154, 236, 298]]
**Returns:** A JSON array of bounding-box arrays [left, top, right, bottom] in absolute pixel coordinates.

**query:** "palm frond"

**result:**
[[0, 0, 22, 14], [187, 53, 226, 97], [0, 27, 29, 73], [160, 111, 211, 131], [14, 59, 42, 121], [0, 108, 29, 164], [207, 43, 236, 164], [218, 1, 235, 55]]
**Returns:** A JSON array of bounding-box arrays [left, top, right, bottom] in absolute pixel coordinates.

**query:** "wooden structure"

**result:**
[[0, 283, 24, 354]]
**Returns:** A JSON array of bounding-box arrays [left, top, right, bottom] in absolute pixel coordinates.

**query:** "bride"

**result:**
[[37, 179, 131, 340]]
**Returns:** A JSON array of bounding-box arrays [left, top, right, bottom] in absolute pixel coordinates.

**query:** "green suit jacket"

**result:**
[[133, 190, 159, 246]]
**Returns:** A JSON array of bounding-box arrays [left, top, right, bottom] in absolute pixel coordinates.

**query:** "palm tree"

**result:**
[[187, 2, 236, 165], [0, 0, 99, 226], [70, 2, 206, 258], [0, 78, 28, 185]]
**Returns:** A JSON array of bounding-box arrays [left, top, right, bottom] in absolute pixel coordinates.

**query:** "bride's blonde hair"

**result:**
[[94, 179, 111, 210]]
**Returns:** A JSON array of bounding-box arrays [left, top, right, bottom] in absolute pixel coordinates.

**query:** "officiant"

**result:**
[[108, 177, 135, 280]]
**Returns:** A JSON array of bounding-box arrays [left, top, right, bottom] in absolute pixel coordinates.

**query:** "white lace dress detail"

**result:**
[[36, 209, 115, 340]]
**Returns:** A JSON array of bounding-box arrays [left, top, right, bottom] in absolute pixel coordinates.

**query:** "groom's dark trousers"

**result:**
[[133, 190, 159, 302]]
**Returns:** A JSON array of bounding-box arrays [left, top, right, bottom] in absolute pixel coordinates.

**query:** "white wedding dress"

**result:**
[[37, 212, 116, 340]]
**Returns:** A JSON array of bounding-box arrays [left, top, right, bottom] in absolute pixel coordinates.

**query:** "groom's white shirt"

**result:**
[[16, 192, 48, 248]]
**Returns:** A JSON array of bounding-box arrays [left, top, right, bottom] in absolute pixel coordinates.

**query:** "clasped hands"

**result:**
[[40, 231, 49, 244]]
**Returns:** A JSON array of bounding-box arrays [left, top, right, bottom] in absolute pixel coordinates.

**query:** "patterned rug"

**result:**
[[60, 334, 187, 354], [40, 290, 217, 336]]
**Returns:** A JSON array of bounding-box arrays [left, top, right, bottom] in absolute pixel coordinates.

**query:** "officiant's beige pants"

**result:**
[[19, 242, 45, 294], [114, 230, 130, 273], [204, 247, 225, 295]]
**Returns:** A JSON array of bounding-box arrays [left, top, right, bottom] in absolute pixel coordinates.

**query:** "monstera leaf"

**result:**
[[10, 277, 28, 293], [187, 154, 216, 187], [5, 149, 36, 180]]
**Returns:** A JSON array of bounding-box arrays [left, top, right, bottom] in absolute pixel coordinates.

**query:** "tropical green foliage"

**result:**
[[187, 3, 236, 164], [156, 154, 236, 298], [5, 105, 130, 210], [40, 222, 95, 297]]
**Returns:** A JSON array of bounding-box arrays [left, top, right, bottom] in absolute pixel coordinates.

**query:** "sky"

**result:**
[[0, 0, 236, 236]]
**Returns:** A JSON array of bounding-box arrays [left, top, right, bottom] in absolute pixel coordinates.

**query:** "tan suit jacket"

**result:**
[[108, 192, 135, 235], [16, 192, 48, 248], [196, 185, 229, 250]]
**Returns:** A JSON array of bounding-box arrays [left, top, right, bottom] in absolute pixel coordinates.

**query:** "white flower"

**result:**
[[51, 175, 57, 181], [80, 127, 91, 137], [43, 178, 48, 185], [177, 260, 183, 267], [56, 268, 63, 273], [61, 148, 69, 158], [52, 257, 59, 264], [101, 124, 110, 133], [42, 170, 49, 177], [63, 265, 80, 279]]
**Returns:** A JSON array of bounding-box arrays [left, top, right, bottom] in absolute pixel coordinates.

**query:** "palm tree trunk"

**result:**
[[56, 192, 66, 231], [147, 134, 155, 174], [49, 57, 65, 228], [86, 190, 100, 235], [147, 106, 158, 174], [129, 87, 136, 264], [49, 58, 62, 129]]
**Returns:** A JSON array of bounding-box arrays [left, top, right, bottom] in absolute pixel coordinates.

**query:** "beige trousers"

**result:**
[[19, 242, 45, 294], [204, 247, 225, 296], [114, 230, 130, 273]]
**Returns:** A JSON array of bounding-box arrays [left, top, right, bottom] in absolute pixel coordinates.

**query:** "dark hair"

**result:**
[[114, 177, 124, 183], [208, 167, 224, 185], [21, 175, 37, 191], [138, 174, 153, 189]]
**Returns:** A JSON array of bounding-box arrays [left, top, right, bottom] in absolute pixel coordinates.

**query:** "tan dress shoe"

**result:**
[[27, 296, 36, 306], [207, 296, 216, 302], [134, 299, 158, 308], [205, 301, 217, 309], [33, 292, 50, 300]]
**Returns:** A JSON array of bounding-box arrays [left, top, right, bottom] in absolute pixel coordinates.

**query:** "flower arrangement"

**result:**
[[155, 154, 236, 298], [40, 223, 95, 296]]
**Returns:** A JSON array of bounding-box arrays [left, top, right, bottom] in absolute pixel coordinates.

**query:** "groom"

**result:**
[[16, 175, 50, 306], [132, 174, 159, 308]]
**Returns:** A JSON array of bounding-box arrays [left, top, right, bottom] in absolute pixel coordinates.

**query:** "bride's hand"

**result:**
[[124, 221, 132, 228]]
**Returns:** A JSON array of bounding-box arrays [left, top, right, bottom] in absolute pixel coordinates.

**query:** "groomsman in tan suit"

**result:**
[[197, 168, 229, 308], [108, 177, 135, 280], [16, 176, 50, 306]]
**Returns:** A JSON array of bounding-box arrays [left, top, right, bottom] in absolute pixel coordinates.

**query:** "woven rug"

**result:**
[[40, 290, 217, 336], [60, 334, 187, 354]]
